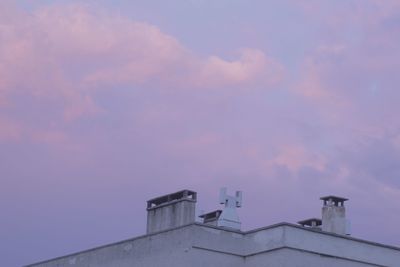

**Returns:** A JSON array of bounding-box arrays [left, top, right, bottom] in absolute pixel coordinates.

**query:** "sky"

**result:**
[[1, 0, 400, 266]]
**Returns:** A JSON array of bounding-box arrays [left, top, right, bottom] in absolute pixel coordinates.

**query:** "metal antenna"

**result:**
[[217, 187, 242, 230]]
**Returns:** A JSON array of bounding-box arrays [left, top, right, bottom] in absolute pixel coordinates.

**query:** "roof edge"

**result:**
[[24, 221, 400, 266]]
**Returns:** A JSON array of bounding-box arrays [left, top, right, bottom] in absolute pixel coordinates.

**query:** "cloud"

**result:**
[[0, 2, 283, 124], [193, 49, 283, 89], [296, 0, 400, 21], [290, 0, 400, 196], [271, 144, 326, 172], [3, 2, 400, 266]]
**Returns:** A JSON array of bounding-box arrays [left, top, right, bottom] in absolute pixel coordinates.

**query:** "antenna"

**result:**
[[217, 187, 242, 230]]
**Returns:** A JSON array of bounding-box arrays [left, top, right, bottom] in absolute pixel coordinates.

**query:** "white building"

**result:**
[[26, 189, 400, 267]]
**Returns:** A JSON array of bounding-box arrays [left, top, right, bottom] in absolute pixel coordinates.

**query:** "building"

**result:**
[[26, 189, 400, 267]]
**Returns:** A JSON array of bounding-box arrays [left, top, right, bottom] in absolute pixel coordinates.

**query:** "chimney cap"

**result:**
[[320, 195, 348, 202], [297, 218, 322, 227], [147, 189, 197, 209]]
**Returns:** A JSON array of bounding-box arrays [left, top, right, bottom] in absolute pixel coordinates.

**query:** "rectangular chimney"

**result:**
[[320, 195, 349, 235], [146, 190, 197, 234]]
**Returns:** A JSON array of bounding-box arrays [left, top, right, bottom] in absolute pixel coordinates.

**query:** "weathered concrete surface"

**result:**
[[321, 196, 348, 235], [26, 223, 400, 267], [146, 190, 196, 234], [146, 199, 196, 234], [245, 248, 380, 267]]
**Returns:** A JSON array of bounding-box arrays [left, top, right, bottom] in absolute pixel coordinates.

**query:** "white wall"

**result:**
[[27, 223, 400, 267]]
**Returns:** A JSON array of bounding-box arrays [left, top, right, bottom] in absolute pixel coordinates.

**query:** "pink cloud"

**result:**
[[0, 114, 82, 150], [193, 49, 283, 89], [28, 128, 84, 153], [271, 144, 326, 172], [0, 3, 283, 123], [0, 2, 284, 152], [288, 0, 399, 133]]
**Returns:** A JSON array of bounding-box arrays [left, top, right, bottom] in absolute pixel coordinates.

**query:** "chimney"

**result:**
[[320, 195, 350, 235], [199, 210, 222, 226], [146, 190, 197, 234]]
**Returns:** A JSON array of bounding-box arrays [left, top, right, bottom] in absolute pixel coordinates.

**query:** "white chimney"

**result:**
[[146, 190, 197, 234], [320, 195, 350, 235]]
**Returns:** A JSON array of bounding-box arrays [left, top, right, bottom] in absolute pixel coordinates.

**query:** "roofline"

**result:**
[[244, 222, 400, 251], [146, 189, 196, 203], [24, 222, 400, 266], [146, 198, 196, 211], [23, 223, 201, 267]]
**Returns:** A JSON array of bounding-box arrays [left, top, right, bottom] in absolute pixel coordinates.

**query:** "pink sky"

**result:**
[[1, 1, 400, 266]]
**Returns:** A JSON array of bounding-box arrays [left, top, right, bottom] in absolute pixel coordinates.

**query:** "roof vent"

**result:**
[[297, 218, 322, 230], [217, 187, 242, 230], [199, 210, 222, 226]]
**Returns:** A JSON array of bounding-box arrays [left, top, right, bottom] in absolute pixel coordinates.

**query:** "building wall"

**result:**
[[245, 248, 382, 267], [27, 223, 400, 267], [27, 225, 244, 267], [282, 225, 400, 266], [147, 199, 196, 234]]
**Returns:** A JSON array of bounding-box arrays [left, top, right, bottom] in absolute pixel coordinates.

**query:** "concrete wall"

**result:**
[[28, 226, 195, 267], [27, 223, 400, 267], [147, 199, 196, 234], [245, 248, 381, 267], [27, 225, 243, 267], [283, 225, 400, 266], [322, 204, 346, 235]]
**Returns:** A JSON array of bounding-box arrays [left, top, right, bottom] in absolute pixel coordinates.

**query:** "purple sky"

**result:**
[[1, 0, 400, 266]]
